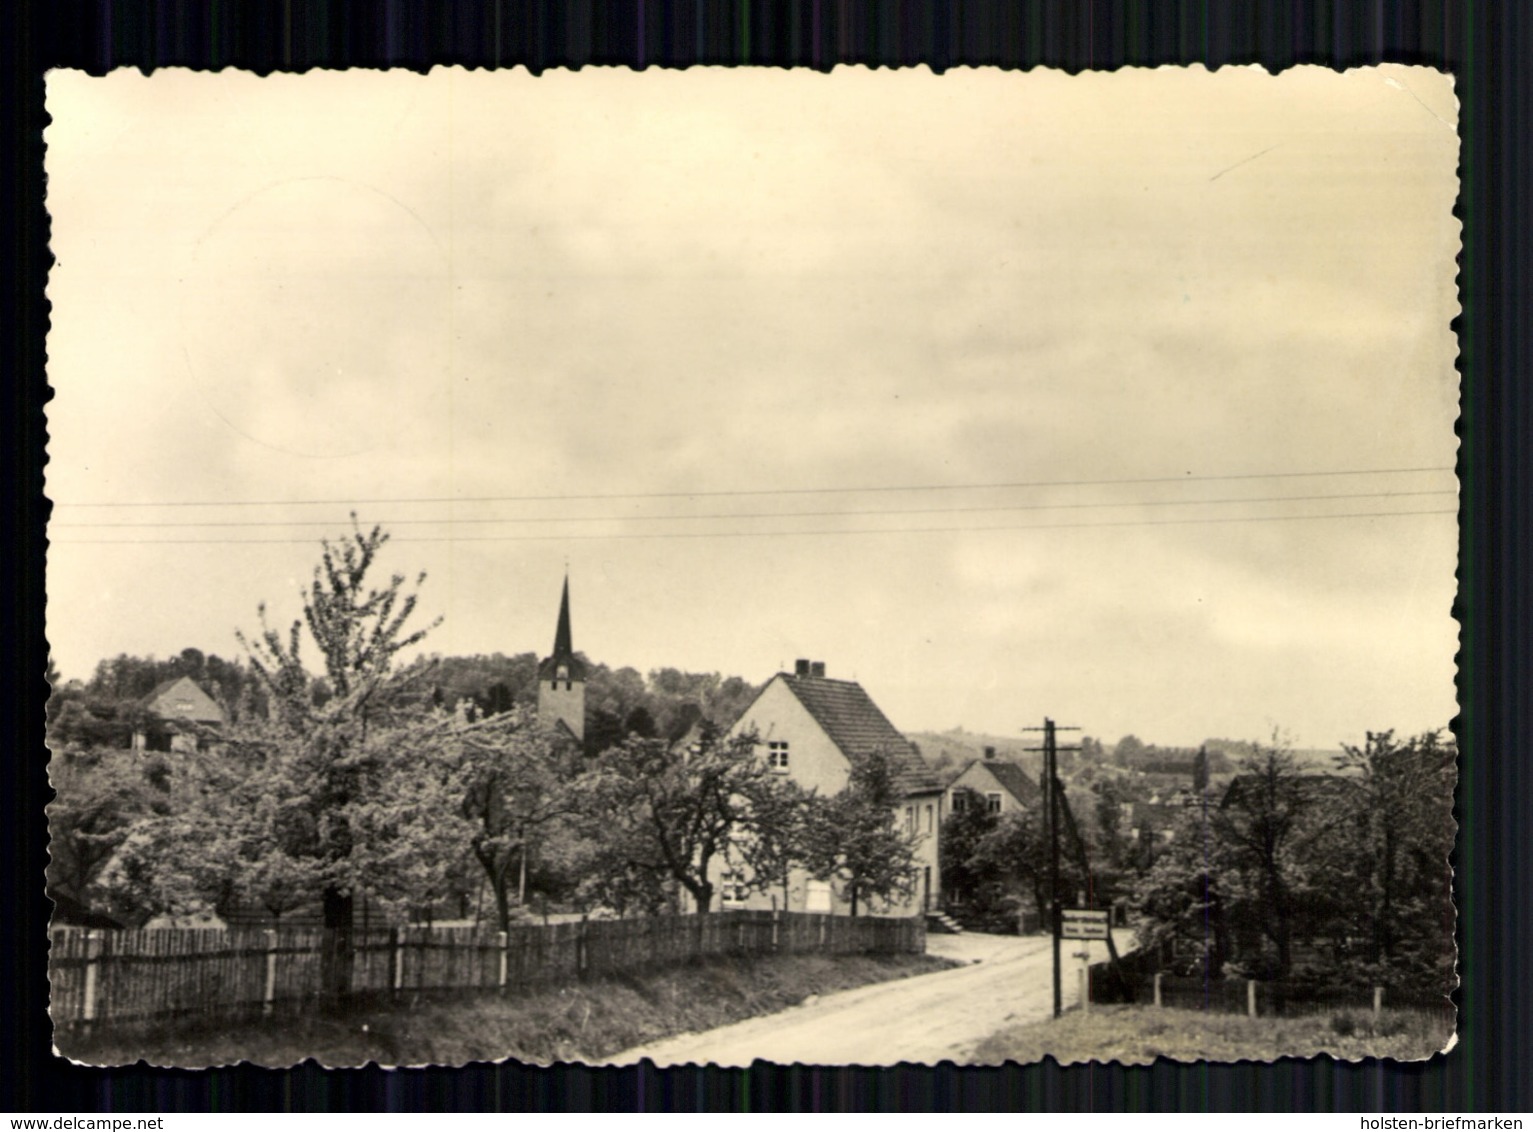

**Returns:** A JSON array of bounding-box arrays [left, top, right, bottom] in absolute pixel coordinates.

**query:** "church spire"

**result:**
[[552, 574, 574, 659], [538, 574, 587, 742]]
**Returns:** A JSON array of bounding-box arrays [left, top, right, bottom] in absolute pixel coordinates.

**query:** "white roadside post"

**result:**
[[81, 930, 104, 1031], [1060, 910, 1109, 1016], [263, 929, 279, 1016]]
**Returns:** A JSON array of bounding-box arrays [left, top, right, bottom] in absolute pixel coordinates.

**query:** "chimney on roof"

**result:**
[[794, 659, 811, 676], [984, 746, 996, 758], [810, 661, 826, 678]]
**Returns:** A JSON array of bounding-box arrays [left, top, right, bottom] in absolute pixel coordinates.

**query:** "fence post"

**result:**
[[391, 927, 404, 994], [1153, 972, 1162, 1008], [498, 931, 509, 992], [1373, 986, 1383, 1020], [263, 929, 278, 1016], [577, 914, 588, 982], [772, 910, 780, 953], [1247, 979, 1257, 1019], [81, 930, 103, 1030]]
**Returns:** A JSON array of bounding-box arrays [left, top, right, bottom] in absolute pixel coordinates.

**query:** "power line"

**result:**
[[50, 507, 1457, 546], [49, 488, 1456, 529], [51, 465, 1456, 510]]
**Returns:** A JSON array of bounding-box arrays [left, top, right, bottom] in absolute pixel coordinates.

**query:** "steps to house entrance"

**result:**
[[926, 911, 965, 935]]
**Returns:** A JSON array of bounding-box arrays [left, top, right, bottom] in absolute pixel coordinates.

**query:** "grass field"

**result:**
[[60, 951, 956, 1069], [971, 1003, 1456, 1065]]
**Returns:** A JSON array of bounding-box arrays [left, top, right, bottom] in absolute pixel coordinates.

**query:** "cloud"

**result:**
[[44, 67, 1459, 748]]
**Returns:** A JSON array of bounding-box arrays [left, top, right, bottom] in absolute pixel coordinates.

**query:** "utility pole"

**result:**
[[1026, 716, 1082, 1019]]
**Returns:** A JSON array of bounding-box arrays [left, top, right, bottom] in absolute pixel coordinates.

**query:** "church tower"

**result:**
[[537, 577, 587, 741]]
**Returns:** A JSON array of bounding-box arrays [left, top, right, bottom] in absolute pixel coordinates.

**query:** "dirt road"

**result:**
[[606, 930, 1130, 1067]]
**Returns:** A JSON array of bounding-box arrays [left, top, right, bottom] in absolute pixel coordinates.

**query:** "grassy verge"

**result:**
[[61, 951, 956, 1069], [971, 1003, 1456, 1065]]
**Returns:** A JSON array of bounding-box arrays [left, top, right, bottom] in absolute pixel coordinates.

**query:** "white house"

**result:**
[[947, 755, 1042, 817], [704, 659, 944, 917]]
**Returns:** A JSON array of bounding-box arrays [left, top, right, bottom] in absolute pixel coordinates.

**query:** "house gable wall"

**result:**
[[728, 676, 852, 796], [948, 761, 1027, 814]]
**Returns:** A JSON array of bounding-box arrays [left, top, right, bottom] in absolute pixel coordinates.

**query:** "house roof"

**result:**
[[775, 673, 942, 797], [957, 759, 1042, 806], [139, 676, 224, 724]]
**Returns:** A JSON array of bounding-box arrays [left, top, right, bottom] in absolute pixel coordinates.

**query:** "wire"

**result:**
[[50, 507, 1457, 545], [51, 465, 1455, 510], [50, 489, 1457, 529]]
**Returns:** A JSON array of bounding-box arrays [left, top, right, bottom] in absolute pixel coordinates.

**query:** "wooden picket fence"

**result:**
[[48, 911, 925, 1029]]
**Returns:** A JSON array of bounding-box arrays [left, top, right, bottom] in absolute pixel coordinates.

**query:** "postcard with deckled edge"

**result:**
[[43, 65, 1459, 1068]]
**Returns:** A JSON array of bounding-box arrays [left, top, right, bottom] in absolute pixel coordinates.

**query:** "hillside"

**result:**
[[908, 729, 1348, 787], [907, 729, 1043, 785], [1202, 738, 1349, 771]]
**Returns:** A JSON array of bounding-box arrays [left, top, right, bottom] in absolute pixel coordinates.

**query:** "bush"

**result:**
[[1330, 1012, 1360, 1037]]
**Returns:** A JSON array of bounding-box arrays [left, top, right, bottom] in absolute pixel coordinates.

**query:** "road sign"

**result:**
[[1060, 908, 1110, 940]]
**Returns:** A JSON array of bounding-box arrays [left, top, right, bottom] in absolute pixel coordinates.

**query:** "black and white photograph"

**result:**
[[43, 64, 1460, 1068]]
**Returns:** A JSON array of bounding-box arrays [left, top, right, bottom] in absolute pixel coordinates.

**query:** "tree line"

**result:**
[[51, 646, 760, 757], [46, 524, 922, 994], [940, 732, 1455, 998], [1134, 736, 1455, 997]]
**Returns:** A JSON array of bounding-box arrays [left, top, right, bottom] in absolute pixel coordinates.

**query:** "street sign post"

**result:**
[[1061, 908, 1111, 941]]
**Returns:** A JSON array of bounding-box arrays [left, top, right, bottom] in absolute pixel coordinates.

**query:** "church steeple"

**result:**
[[552, 575, 574, 661], [537, 575, 586, 741]]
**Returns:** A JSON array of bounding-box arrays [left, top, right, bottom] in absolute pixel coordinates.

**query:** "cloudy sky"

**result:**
[[45, 66, 1459, 748]]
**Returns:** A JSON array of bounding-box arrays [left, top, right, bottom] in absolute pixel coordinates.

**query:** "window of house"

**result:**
[[925, 805, 934, 832], [720, 869, 748, 906], [951, 791, 967, 813], [986, 792, 1003, 814], [905, 806, 915, 832], [767, 740, 790, 772]]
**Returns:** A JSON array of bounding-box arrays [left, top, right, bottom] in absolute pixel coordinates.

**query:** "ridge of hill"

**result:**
[[906, 730, 1043, 784], [907, 728, 1346, 785]]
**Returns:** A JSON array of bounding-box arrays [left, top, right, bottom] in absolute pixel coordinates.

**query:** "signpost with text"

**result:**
[[1062, 909, 1110, 1014], [1061, 909, 1111, 941]]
